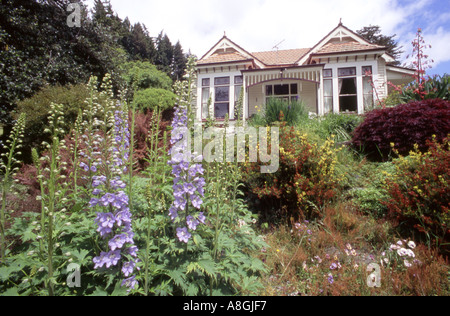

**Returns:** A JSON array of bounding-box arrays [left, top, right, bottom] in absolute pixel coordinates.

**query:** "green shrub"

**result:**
[[133, 88, 177, 112], [264, 98, 307, 126], [306, 113, 363, 143], [15, 83, 107, 162], [121, 61, 172, 91]]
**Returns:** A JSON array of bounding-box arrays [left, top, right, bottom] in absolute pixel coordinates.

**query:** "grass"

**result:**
[[257, 199, 449, 296]]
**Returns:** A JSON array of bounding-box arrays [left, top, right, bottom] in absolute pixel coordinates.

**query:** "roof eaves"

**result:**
[[241, 63, 325, 73], [197, 58, 256, 67], [310, 47, 387, 57]]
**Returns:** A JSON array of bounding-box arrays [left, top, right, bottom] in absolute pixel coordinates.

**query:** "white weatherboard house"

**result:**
[[196, 22, 415, 122]]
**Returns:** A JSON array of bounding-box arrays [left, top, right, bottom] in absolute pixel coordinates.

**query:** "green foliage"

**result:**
[[347, 162, 395, 219], [356, 25, 403, 65], [1, 113, 26, 261], [135, 158, 267, 296], [133, 88, 177, 112], [305, 113, 363, 143], [264, 98, 307, 126], [121, 61, 173, 92], [399, 74, 450, 103], [134, 60, 267, 296], [0, 0, 187, 124], [16, 84, 91, 144]]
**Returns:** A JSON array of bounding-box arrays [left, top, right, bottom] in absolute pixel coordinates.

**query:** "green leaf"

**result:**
[[89, 287, 108, 296], [198, 259, 217, 279], [167, 269, 185, 287], [0, 287, 20, 296]]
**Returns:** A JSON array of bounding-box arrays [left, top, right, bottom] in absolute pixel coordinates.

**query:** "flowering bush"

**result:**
[[382, 239, 419, 270], [351, 98, 450, 161], [392, 74, 450, 103], [383, 137, 449, 254], [243, 125, 344, 220]]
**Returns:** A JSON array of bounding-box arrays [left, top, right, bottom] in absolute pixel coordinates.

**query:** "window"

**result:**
[[338, 67, 357, 112], [265, 83, 299, 103], [234, 76, 243, 120], [362, 66, 374, 110], [202, 78, 210, 119], [214, 77, 230, 119], [323, 69, 333, 113], [214, 77, 230, 86]]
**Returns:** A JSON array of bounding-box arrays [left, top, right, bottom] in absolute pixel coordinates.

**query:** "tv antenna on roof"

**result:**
[[272, 39, 285, 51], [272, 39, 285, 66]]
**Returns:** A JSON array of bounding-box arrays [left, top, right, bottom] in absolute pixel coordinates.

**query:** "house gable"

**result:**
[[297, 22, 386, 65], [198, 35, 265, 68]]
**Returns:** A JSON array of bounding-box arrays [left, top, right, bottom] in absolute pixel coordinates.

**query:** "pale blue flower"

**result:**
[[177, 227, 191, 244]]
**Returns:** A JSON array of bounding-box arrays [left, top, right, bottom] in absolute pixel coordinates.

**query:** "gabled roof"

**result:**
[[252, 48, 310, 67], [198, 22, 391, 69], [198, 35, 265, 68], [312, 41, 385, 55], [297, 22, 386, 64], [197, 52, 254, 65]]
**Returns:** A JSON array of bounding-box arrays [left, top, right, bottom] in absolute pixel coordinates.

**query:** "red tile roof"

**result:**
[[312, 41, 384, 55], [252, 48, 310, 66], [197, 52, 253, 65]]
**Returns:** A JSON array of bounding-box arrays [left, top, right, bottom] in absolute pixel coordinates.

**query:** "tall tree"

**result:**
[[356, 25, 403, 66], [155, 31, 174, 76], [0, 0, 92, 124], [130, 23, 156, 62], [171, 41, 187, 81]]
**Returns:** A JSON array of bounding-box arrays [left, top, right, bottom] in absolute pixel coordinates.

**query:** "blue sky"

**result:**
[[87, 0, 450, 76]]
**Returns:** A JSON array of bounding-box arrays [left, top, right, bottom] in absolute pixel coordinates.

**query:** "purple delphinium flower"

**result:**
[[122, 261, 136, 277], [168, 104, 206, 244], [198, 212, 206, 224], [186, 216, 200, 231], [88, 105, 138, 291], [121, 275, 138, 291], [176, 227, 192, 244]]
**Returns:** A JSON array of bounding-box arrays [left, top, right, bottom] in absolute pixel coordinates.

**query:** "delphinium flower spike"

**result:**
[[168, 58, 205, 244], [86, 101, 138, 291]]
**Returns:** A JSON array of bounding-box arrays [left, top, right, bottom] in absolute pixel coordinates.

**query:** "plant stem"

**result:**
[[128, 101, 136, 213]]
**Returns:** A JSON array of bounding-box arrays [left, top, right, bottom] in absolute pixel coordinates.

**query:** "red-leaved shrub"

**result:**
[[132, 109, 173, 171], [351, 98, 450, 161]]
